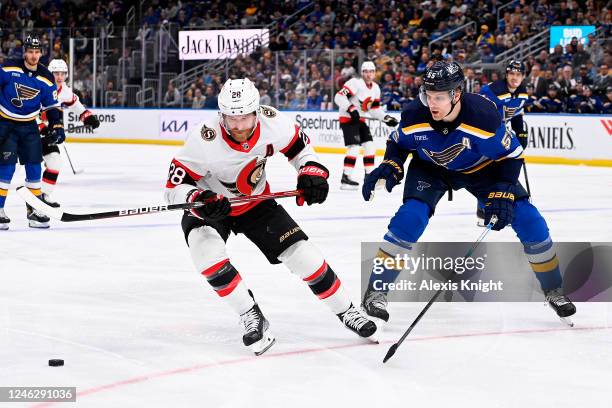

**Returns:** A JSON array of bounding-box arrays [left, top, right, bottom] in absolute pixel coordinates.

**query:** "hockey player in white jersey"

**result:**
[[164, 78, 378, 355], [38, 59, 100, 207], [334, 61, 398, 190]]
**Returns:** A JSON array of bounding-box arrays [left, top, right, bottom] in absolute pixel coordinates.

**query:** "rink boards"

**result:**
[[64, 108, 612, 167]]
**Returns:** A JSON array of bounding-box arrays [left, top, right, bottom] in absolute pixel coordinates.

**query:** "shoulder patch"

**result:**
[[200, 125, 216, 141], [260, 105, 277, 118]]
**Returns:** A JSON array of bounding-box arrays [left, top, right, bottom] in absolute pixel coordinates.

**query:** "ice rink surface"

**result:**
[[2, 143, 611, 408]]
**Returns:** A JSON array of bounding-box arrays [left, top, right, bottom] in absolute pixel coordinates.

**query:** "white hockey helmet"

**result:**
[[218, 78, 260, 116], [361, 61, 376, 72], [48, 59, 69, 73]]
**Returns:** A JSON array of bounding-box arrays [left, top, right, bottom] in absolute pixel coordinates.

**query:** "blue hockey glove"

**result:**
[[362, 159, 404, 201], [49, 124, 66, 144], [483, 183, 515, 230]]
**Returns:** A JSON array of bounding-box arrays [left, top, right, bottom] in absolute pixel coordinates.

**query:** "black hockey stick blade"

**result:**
[[383, 344, 398, 363]]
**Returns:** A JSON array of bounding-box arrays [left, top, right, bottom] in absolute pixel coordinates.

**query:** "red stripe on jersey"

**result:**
[[42, 177, 57, 185], [201, 258, 230, 278], [217, 274, 242, 297], [220, 122, 261, 153], [339, 116, 366, 124], [280, 125, 300, 154], [303, 261, 328, 282], [45, 168, 60, 175], [318, 278, 341, 299]]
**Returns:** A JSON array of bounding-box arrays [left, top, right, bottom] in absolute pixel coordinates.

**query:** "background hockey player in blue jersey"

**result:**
[[478, 60, 531, 225], [360, 61, 576, 326], [0, 34, 65, 229]]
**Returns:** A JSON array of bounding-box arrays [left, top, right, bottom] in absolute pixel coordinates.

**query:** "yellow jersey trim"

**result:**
[[458, 124, 495, 138], [1, 66, 24, 73], [36, 75, 54, 87]]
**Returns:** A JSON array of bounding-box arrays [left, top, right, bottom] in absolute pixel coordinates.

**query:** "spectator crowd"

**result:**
[[1, 0, 611, 113]]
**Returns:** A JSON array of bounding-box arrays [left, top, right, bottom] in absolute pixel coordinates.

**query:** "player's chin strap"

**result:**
[[443, 90, 460, 119]]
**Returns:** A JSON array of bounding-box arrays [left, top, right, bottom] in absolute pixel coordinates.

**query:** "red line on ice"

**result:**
[[31, 325, 612, 407]]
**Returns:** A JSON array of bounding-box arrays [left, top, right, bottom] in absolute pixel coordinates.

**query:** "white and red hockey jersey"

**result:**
[[164, 105, 319, 216], [334, 77, 386, 124], [39, 83, 93, 127]]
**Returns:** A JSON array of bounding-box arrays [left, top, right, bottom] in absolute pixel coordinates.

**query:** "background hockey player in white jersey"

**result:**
[[334, 61, 398, 190], [38, 59, 100, 207], [164, 78, 378, 355]]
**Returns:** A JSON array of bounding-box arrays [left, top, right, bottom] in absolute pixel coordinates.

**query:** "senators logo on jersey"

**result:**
[[11, 83, 40, 108], [220, 157, 267, 196], [260, 106, 277, 118], [200, 125, 216, 141], [360, 96, 380, 112]]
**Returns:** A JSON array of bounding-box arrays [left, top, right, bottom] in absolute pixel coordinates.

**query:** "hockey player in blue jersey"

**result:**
[[480, 60, 530, 148], [0, 34, 64, 229], [477, 60, 531, 225], [360, 61, 576, 325]]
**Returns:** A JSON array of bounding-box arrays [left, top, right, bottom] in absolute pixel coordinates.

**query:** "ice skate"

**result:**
[[239, 301, 275, 356], [26, 203, 50, 229], [0, 208, 10, 230], [41, 193, 60, 208], [361, 288, 389, 325], [544, 288, 576, 327], [337, 303, 378, 342], [340, 173, 359, 190]]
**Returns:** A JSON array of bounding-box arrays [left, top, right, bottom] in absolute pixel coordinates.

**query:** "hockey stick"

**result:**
[[61, 144, 84, 175], [522, 161, 531, 197], [16, 187, 302, 222], [383, 215, 497, 364], [66, 124, 90, 132]]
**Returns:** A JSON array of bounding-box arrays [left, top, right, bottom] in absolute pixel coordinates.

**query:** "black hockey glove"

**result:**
[[516, 131, 528, 149], [483, 183, 515, 231], [296, 161, 329, 206], [187, 189, 231, 221], [383, 115, 399, 127], [348, 105, 360, 123], [48, 123, 66, 144], [81, 111, 100, 129], [362, 159, 404, 201]]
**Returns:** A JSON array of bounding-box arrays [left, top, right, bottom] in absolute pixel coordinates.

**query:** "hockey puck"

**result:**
[[48, 359, 64, 367]]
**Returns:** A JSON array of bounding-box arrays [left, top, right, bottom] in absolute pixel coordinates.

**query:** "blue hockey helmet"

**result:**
[[506, 59, 526, 74], [419, 61, 465, 115], [23, 34, 42, 50], [422, 61, 465, 92]]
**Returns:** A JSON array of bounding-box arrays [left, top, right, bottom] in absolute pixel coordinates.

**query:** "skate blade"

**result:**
[[0, 224, 8, 231], [366, 330, 380, 344], [545, 303, 575, 327], [340, 184, 359, 191], [28, 221, 50, 229], [251, 331, 276, 356], [560, 316, 574, 327]]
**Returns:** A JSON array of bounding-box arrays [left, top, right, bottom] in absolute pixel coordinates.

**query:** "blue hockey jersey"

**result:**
[[480, 80, 530, 122], [0, 59, 60, 122], [393, 93, 524, 174]]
